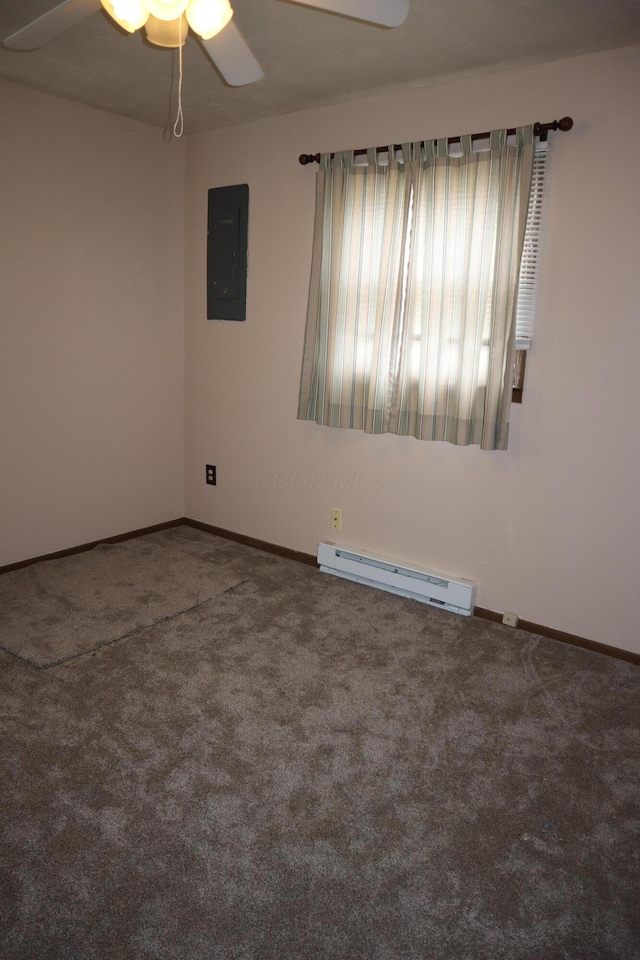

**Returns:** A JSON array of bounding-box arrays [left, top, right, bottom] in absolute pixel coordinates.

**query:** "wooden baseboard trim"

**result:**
[[0, 519, 185, 575], [474, 606, 640, 665], [190, 523, 639, 665], [2, 518, 637, 666], [183, 517, 318, 567]]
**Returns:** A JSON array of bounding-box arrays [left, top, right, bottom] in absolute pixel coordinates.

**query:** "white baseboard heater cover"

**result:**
[[317, 542, 477, 616]]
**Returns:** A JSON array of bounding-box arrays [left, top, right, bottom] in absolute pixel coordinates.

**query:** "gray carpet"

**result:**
[[1, 525, 639, 959], [0, 528, 245, 667]]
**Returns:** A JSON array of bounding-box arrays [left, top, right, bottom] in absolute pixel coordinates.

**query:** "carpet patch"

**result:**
[[0, 528, 245, 668]]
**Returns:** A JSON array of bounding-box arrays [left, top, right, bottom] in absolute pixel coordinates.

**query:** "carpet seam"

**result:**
[[0, 577, 251, 672]]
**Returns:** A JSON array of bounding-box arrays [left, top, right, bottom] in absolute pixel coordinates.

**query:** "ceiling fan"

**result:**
[[3, 0, 410, 88]]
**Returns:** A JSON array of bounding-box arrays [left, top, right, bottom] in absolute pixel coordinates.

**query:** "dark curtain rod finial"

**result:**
[[299, 117, 574, 164], [534, 116, 574, 139]]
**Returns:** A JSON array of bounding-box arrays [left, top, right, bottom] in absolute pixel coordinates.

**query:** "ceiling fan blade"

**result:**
[[285, 0, 409, 27], [3, 0, 101, 51], [200, 21, 264, 87]]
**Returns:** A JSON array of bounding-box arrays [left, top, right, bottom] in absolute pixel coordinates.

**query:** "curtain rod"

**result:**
[[298, 116, 573, 165]]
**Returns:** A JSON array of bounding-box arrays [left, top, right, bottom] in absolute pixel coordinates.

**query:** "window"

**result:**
[[298, 127, 537, 450], [512, 140, 549, 401]]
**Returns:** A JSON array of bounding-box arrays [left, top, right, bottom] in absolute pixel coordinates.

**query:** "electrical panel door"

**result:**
[[207, 184, 249, 321]]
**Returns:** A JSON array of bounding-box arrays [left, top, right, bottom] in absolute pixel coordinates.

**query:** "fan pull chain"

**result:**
[[173, 40, 184, 138]]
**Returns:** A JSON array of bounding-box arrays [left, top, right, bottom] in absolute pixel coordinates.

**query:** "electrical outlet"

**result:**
[[206, 464, 216, 486], [330, 507, 342, 531], [502, 611, 519, 627]]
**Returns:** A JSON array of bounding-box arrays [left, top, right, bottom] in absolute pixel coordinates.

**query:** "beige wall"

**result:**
[[2, 47, 638, 654], [0, 80, 185, 565], [184, 45, 640, 655]]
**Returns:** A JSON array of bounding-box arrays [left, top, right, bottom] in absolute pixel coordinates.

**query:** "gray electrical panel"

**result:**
[[207, 184, 249, 321]]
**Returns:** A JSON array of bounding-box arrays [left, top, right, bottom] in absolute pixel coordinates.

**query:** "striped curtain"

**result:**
[[298, 127, 534, 450]]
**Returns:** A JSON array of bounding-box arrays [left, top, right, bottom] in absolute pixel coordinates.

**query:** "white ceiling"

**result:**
[[1, 0, 639, 133]]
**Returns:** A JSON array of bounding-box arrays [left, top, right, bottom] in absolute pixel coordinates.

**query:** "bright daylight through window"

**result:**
[[298, 127, 546, 450]]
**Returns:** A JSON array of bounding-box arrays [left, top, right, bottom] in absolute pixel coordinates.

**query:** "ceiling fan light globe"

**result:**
[[145, 13, 189, 46], [186, 0, 233, 40], [101, 0, 150, 32], [145, 0, 189, 21]]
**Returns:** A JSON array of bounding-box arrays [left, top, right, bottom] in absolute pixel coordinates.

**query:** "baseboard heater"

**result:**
[[317, 542, 477, 616]]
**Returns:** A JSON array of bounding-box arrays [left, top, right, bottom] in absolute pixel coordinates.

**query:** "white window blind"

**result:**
[[515, 141, 549, 350]]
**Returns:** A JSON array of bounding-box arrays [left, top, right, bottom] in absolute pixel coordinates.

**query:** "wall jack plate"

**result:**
[[206, 465, 217, 486], [502, 611, 519, 627]]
